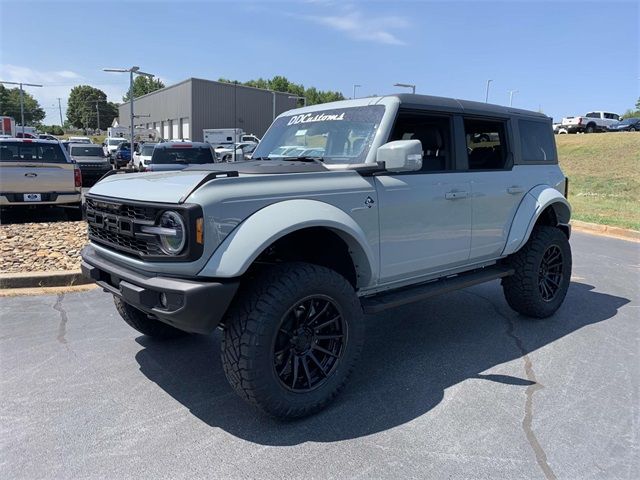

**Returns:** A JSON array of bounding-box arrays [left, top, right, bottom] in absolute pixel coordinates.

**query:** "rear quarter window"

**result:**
[[518, 120, 557, 163]]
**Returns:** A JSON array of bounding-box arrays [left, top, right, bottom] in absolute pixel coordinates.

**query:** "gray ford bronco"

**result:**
[[81, 94, 571, 418]]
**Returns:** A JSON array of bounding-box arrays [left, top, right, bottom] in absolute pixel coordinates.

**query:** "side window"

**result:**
[[518, 120, 556, 163], [585, 112, 599, 118], [389, 111, 452, 172], [463, 118, 509, 170]]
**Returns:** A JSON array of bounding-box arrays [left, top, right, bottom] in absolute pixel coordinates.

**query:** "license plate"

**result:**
[[23, 193, 42, 202]]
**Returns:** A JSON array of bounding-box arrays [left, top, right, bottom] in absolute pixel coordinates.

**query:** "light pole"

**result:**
[[103, 66, 154, 146], [394, 83, 416, 94], [485, 79, 493, 103], [508, 89, 519, 107], [288, 95, 307, 107], [353, 84, 362, 99], [0, 80, 43, 135]]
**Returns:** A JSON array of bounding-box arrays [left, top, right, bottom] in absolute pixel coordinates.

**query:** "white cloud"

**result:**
[[297, 7, 409, 46], [0, 64, 127, 125]]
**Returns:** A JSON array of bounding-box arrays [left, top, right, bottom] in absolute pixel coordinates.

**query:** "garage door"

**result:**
[[162, 122, 169, 140], [181, 118, 190, 140], [172, 121, 179, 140]]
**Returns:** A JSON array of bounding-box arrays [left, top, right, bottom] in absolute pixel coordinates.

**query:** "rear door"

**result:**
[[0, 141, 75, 195]]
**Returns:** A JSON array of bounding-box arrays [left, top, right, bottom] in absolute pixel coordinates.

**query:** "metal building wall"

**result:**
[[118, 80, 192, 139], [190, 79, 298, 141], [118, 78, 298, 142]]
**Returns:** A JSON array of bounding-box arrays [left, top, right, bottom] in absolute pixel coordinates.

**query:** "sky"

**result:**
[[1, 0, 638, 124]]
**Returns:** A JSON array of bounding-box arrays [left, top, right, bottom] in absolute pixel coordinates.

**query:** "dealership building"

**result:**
[[117, 78, 299, 142]]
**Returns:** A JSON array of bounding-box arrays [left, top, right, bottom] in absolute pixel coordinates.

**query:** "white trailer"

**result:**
[[203, 128, 260, 146]]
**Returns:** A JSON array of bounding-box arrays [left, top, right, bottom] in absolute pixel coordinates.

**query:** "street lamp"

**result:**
[[103, 66, 154, 146], [0, 80, 43, 135], [394, 83, 416, 94], [485, 79, 493, 103], [508, 89, 519, 107], [353, 84, 362, 99], [288, 95, 307, 107]]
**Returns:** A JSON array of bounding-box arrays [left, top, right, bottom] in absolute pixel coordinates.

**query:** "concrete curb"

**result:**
[[571, 220, 640, 242], [0, 270, 91, 289]]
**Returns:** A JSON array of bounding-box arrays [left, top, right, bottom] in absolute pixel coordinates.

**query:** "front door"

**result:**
[[374, 110, 472, 284]]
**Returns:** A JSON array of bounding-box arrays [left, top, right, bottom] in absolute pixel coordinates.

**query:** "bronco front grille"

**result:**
[[85, 195, 204, 261]]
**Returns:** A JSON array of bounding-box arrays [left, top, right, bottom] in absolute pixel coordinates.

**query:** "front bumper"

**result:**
[[81, 245, 239, 334]]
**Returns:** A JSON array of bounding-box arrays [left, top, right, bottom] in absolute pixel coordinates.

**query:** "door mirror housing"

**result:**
[[376, 140, 423, 172]]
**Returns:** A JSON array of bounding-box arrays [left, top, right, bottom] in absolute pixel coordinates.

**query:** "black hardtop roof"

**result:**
[[389, 93, 549, 120]]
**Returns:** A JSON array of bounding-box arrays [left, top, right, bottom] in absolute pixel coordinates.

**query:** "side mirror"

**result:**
[[376, 140, 423, 172]]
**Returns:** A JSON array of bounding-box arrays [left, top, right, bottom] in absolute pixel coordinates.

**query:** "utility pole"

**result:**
[[353, 84, 361, 99], [272, 91, 276, 120], [95, 100, 100, 132], [57, 98, 64, 127], [394, 83, 416, 94], [0, 80, 43, 135], [485, 79, 493, 103], [508, 89, 519, 107]]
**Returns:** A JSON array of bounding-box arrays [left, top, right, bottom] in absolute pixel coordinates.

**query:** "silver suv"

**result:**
[[81, 94, 572, 418]]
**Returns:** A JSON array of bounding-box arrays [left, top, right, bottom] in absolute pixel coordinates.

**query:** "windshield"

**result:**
[[621, 118, 638, 125], [151, 146, 214, 165], [70, 146, 104, 157], [252, 106, 385, 164], [141, 145, 155, 155], [108, 139, 126, 146], [0, 142, 68, 163]]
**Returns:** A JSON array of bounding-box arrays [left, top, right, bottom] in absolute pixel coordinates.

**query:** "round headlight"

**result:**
[[158, 211, 186, 255]]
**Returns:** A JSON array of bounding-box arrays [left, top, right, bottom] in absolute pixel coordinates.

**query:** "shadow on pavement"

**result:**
[[134, 281, 629, 445]]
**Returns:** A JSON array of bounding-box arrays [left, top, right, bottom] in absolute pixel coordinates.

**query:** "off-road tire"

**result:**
[[221, 262, 365, 419], [502, 226, 571, 318], [114, 296, 188, 339]]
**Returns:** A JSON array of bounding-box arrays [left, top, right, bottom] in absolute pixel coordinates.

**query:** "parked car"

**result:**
[[0, 138, 83, 219], [215, 142, 257, 162], [147, 141, 216, 172], [68, 136, 92, 144], [132, 143, 157, 171], [561, 111, 620, 133], [81, 94, 572, 419], [113, 142, 133, 168], [68, 143, 112, 187], [607, 117, 640, 132], [15, 132, 37, 139], [103, 137, 127, 159], [38, 134, 58, 141]]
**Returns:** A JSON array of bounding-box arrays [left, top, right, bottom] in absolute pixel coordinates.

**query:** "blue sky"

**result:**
[[1, 0, 638, 124]]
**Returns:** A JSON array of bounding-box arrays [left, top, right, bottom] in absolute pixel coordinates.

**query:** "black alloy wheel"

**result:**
[[538, 245, 564, 302], [273, 295, 347, 392]]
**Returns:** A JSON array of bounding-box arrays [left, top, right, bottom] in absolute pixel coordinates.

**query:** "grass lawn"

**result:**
[[556, 132, 639, 230]]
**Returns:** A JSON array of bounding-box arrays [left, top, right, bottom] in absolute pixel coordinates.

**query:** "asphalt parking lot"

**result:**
[[1, 231, 638, 479]]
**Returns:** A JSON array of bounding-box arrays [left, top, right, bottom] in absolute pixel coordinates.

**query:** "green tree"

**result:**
[[217, 76, 345, 106], [67, 85, 118, 130], [622, 97, 640, 119], [0, 85, 46, 125], [122, 76, 165, 102]]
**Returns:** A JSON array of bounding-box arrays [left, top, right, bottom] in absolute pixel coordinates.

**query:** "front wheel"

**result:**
[[502, 226, 572, 318], [221, 262, 365, 418]]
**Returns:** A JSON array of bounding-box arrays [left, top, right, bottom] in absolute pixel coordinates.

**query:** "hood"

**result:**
[[88, 170, 218, 203], [87, 160, 329, 203]]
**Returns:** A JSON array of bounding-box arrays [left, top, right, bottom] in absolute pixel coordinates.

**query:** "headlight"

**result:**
[[141, 211, 186, 255]]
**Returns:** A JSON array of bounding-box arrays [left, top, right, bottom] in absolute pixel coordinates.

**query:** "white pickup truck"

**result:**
[[561, 111, 620, 133]]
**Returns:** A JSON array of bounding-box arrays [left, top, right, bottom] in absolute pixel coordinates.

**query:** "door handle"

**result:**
[[445, 191, 469, 200], [24, 173, 38, 177], [507, 186, 524, 194]]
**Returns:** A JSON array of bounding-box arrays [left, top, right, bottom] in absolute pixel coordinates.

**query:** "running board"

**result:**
[[361, 265, 514, 314]]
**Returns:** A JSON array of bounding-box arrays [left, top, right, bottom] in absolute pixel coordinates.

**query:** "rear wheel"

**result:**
[[502, 226, 572, 318], [114, 296, 189, 339], [221, 262, 365, 418], [585, 123, 596, 133]]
